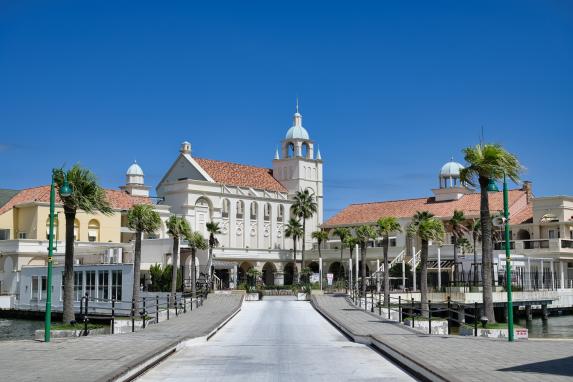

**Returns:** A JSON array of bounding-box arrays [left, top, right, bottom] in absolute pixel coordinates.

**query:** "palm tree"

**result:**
[[469, 218, 482, 285], [54, 165, 112, 323], [446, 210, 468, 284], [285, 218, 303, 283], [206, 221, 222, 287], [355, 225, 378, 302], [291, 189, 318, 269], [166, 215, 191, 300], [407, 211, 445, 317], [377, 217, 402, 308], [344, 235, 359, 287], [185, 231, 207, 303], [311, 230, 329, 288], [460, 143, 523, 323], [333, 227, 350, 281], [127, 204, 161, 311]]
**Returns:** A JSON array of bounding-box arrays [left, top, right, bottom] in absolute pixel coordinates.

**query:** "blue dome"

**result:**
[[440, 160, 464, 177], [285, 112, 310, 140]]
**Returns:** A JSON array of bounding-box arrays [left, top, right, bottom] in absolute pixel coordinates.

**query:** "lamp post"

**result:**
[[44, 170, 71, 342], [487, 175, 514, 342]]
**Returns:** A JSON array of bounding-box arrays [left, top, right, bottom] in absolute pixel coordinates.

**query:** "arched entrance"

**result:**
[[329, 262, 345, 281], [308, 261, 319, 273], [284, 262, 296, 285], [262, 262, 276, 286], [517, 229, 531, 240], [237, 261, 253, 285], [358, 261, 371, 277]]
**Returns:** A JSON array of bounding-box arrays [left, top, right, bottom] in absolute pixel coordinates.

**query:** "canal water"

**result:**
[[517, 314, 573, 339], [0, 319, 43, 341]]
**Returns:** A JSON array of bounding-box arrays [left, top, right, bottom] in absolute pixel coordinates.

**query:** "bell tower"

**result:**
[[272, 102, 324, 229]]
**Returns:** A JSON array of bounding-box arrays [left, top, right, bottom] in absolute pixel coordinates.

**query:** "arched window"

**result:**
[[277, 205, 284, 222], [236, 200, 244, 218], [74, 219, 80, 241], [264, 203, 271, 221], [287, 142, 295, 158], [88, 219, 100, 242], [301, 143, 308, 159], [250, 202, 258, 220], [222, 199, 230, 218], [46, 216, 59, 241]]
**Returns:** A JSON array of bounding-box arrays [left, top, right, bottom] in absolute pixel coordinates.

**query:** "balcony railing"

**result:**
[[561, 239, 573, 249], [524, 240, 550, 249], [494, 241, 515, 250]]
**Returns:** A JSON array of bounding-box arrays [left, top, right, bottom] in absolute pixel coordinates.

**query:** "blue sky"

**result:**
[[1, 1, 572, 218]]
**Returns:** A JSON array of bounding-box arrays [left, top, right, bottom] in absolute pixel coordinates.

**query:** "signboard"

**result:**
[[310, 273, 320, 283], [327, 273, 334, 286]]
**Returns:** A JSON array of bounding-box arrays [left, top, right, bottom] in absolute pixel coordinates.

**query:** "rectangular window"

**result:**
[[85, 271, 96, 298], [74, 271, 83, 301], [88, 230, 97, 242], [98, 270, 109, 301], [41, 276, 47, 301], [111, 270, 122, 301], [549, 230, 556, 239], [390, 238, 397, 247], [0, 229, 10, 240], [31, 277, 39, 301], [19, 232, 27, 239]]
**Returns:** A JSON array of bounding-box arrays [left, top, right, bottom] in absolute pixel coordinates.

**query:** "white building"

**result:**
[[153, 106, 324, 287]]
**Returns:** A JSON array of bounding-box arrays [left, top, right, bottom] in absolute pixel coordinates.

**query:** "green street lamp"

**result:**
[[44, 170, 71, 342], [487, 175, 514, 342]]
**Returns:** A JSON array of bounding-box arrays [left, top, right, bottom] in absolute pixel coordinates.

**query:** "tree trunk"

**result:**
[[420, 239, 429, 318], [62, 208, 76, 324], [361, 244, 367, 303], [339, 245, 344, 281], [301, 218, 306, 270], [293, 238, 298, 284], [171, 237, 179, 305], [191, 249, 197, 303], [453, 235, 458, 285], [383, 234, 390, 308], [349, 247, 354, 287], [318, 243, 322, 288], [132, 230, 142, 312], [473, 236, 478, 285], [479, 176, 496, 323], [208, 240, 213, 287]]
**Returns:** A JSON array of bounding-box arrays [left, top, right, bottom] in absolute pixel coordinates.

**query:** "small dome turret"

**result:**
[[127, 161, 144, 177], [439, 158, 464, 189]]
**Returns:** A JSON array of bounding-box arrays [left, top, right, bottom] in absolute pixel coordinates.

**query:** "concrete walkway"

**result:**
[[138, 296, 415, 381], [0, 293, 242, 382], [312, 294, 573, 382]]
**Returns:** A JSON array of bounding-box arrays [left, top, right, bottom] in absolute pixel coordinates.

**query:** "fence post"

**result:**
[[142, 297, 146, 329], [447, 296, 451, 335], [167, 294, 170, 320], [398, 296, 402, 323], [131, 298, 135, 333], [183, 296, 187, 314], [156, 295, 159, 323], [411, 298, 415, 328], [84, 293, 89, 336], [378, 290, 382, 316], [428, 300, 432, 335], [175, 294, 179, 317], [111, 299, 115, 335], [474, 301, 478, 337], [371, 288, 374, 313]]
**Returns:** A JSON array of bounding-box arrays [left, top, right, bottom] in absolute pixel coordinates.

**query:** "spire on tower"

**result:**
[[316, 146, 322, 160], [274, 147, 280, 160], [296, 97, 299, 113]]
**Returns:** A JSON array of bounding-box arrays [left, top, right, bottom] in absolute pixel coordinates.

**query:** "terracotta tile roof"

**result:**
[[323, 189, 529, 227], [511, 204, 533, 224], [0, 185, 151, 215], [194, 158, 287, 193]]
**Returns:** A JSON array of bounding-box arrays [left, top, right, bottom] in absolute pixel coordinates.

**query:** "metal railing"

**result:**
[[76, 290, 208, 336]]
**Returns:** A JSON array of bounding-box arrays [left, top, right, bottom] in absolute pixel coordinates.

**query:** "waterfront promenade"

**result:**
[[138, 296, 414, 381], [312, 294, 573, 382], [0, 294, 242, 382]]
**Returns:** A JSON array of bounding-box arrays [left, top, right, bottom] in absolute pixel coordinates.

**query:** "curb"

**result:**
[[110, 296, 244, 382], [310, 296, 461, 382]]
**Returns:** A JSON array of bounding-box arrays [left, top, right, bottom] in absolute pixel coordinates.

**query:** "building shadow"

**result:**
[[499, 356, 573, 377]]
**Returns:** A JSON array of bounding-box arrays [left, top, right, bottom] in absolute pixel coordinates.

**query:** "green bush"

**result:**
[[148, 264, 182, 292]]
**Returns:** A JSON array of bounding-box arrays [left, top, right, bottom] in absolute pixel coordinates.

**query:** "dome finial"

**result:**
[[296, 97, 299, 114]]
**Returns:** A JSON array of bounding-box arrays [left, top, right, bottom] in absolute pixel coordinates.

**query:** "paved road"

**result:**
[[138, 296, 414, 381], [313, 294, 573, 382], [0, 294, 242, 382]]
